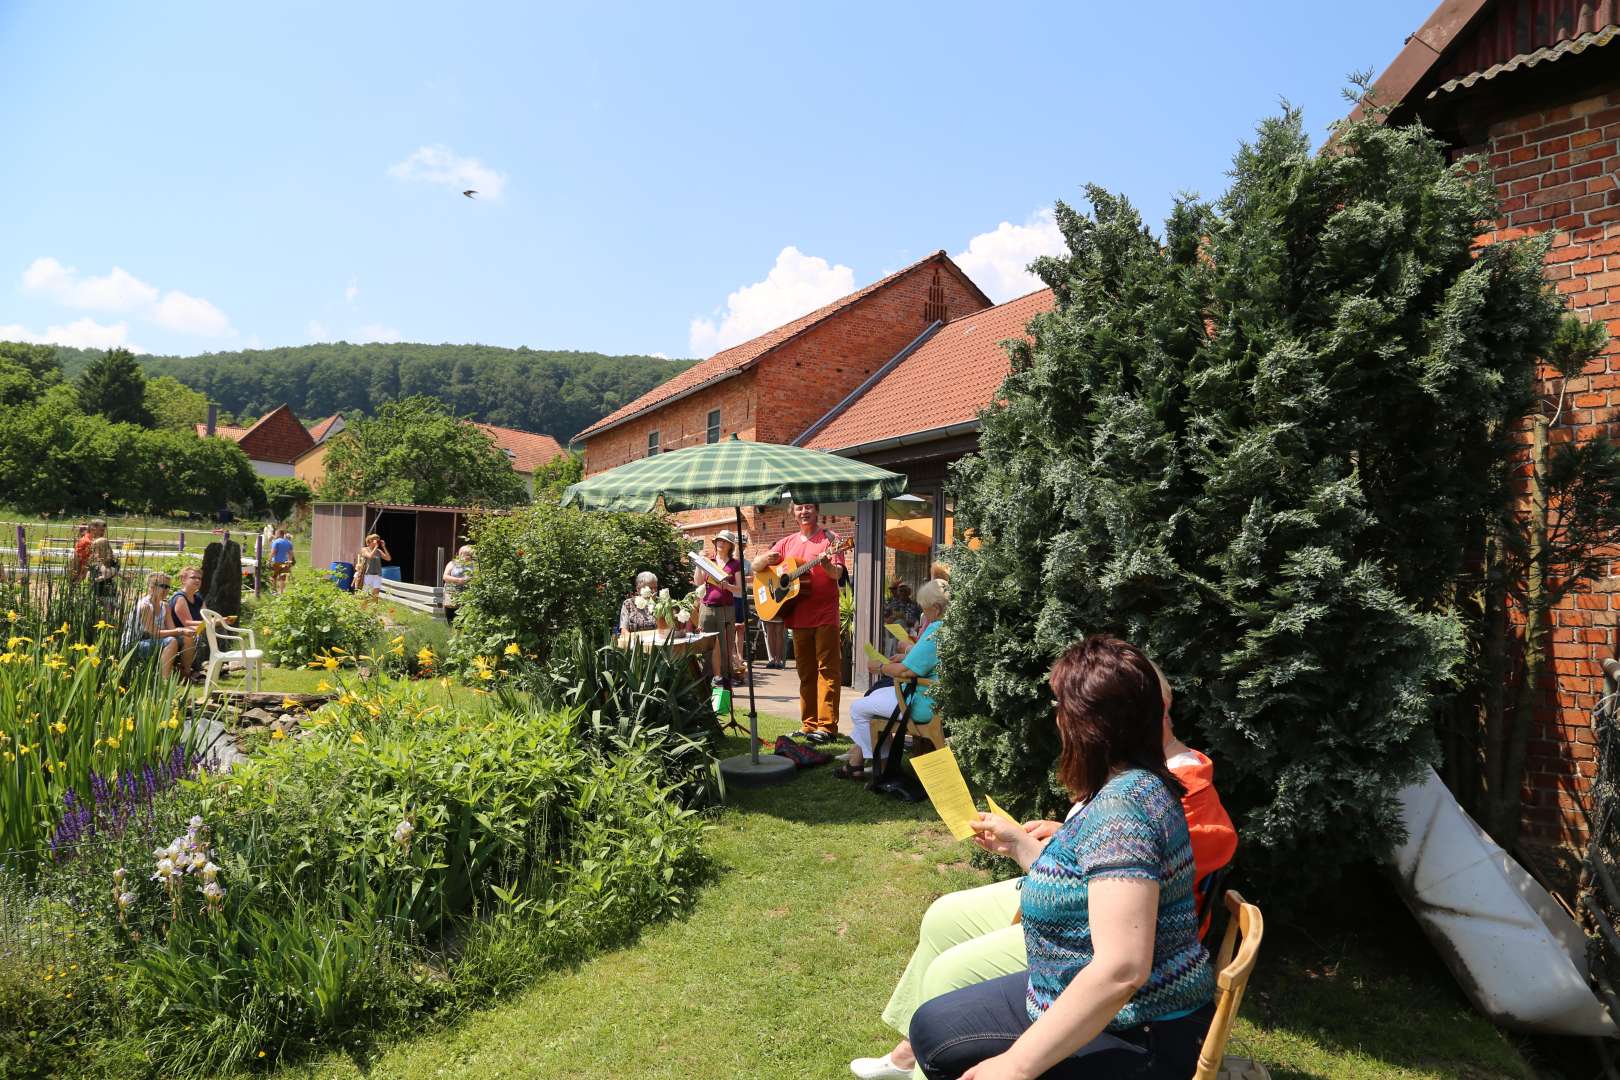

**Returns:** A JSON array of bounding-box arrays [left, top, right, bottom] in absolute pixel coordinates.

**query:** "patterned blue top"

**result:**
[[1020, 768, 1213, 1027], [900, 621, 941, 721]]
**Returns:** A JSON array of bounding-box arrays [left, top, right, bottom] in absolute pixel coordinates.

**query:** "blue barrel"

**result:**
[[380, 566, 402, 582], [328, 561, 355, 591]]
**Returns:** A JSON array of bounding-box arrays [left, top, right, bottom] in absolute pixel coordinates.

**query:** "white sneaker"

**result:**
[[850, 1053, 912, 1079]]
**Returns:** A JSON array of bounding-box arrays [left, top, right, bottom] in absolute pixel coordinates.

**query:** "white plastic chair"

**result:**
[[199, 607, 263, 696]]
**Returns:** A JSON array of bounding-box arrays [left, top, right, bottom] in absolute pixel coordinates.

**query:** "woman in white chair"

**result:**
[[841, 577, 948, 781]]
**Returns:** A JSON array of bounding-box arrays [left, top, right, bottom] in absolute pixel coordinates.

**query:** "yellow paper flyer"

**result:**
[[884, 622, 914, 648], [910, 746, 979, 840], [985, 794, 1013, 822], [862, 642, 888, 667]]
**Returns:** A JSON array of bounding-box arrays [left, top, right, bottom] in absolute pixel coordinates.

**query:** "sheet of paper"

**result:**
[[910, 746, 979, 840], [862, 642, 888, 666], [884, 622, 914, 648], [985, 794, 1013, 822], [687, 550, 730, 584]]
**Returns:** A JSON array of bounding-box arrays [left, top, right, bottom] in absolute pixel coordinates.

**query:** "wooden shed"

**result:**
[[311, 502, 493, 585]]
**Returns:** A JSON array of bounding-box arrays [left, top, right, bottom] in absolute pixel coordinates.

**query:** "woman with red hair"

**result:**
[[906, 636, 1216, 1080]]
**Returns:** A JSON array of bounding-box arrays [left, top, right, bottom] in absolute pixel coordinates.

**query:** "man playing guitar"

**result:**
[[753, 501, 847, 743]]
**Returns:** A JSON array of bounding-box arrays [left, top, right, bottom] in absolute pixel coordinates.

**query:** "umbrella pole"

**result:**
[[737, 506, 761, 765]]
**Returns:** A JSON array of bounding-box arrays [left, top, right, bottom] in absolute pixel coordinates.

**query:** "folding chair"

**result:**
[[1193, 890, 1268, 1080], [867, 676, 942, 800]]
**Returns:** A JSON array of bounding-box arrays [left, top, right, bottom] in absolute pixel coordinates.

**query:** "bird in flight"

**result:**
[[462, 189, 478, 199]]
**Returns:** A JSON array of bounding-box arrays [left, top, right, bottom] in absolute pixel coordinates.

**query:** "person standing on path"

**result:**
[[753, 501, 846, 743], [268, 529, 295, 594], [72, 519, 106, 582], [354, 533, 391, 601]]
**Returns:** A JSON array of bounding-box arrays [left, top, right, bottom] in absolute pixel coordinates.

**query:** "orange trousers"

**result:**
[[792, 622, 842, 735]]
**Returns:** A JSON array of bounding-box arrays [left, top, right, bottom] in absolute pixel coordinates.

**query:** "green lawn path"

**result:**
[[265, 705, 1532, 1080]]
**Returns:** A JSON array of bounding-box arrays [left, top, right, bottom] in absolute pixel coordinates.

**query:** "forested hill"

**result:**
[[51, 343, 696, 442]]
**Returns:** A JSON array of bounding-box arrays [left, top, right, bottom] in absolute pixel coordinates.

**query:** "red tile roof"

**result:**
[[801, 288, 1054, 453], [574, 251, 990, 441], [473, 422, 566, 475], [306, 414, 343, 442], [195, 422, 251, 440], [198, 404, 316, 464]]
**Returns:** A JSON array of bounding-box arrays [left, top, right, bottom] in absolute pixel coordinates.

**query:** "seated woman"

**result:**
[[168, 567, 207, 682], [854, 640, 1230, 1080], [121, 571, 185, 678], [904, 636, 1216, 1080], [842, 577, 948, 781], [618, 571, 660, 637]]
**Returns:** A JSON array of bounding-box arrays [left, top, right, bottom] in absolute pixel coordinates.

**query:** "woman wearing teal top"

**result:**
[[842, 578, 948, 780], [907, 635, 1214, 1080]]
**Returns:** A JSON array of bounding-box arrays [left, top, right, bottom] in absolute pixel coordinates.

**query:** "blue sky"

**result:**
[[1, 1, 1428, 360]]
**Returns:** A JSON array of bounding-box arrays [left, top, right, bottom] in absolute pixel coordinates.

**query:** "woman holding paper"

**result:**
[[902, 635, 1214, 1080], [695, 531, 744, 686], [839, 577, 949, 781], [852, 647, 1233, 1080]]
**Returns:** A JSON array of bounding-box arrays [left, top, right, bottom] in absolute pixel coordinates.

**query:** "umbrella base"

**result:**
[[720, 750, 795, 788]]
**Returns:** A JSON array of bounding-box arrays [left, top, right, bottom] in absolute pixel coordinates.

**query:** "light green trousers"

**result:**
[[881, 877, 1026, 1038]]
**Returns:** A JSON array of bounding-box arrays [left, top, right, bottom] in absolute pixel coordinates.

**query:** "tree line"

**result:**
[[52, 342, 696, 442], [0, 343, 260, 516]]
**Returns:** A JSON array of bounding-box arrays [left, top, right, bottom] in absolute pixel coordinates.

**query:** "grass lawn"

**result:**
[[276, 712, 1533, 1080]]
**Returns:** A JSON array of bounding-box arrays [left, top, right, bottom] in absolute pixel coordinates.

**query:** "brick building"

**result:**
[[1366, 0, 1620, 844], [575, 251, 991, 549], [800, 288, 1055, 684], [196, 403, 315, 478]]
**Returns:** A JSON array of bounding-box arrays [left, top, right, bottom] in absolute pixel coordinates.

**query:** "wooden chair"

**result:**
[[198, 607, 264, 696], [1193, 890, 1268, 1080], [866, 675, 942, 798]]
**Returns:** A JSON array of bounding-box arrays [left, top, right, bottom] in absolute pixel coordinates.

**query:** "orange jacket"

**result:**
[[1170, 749, 1239, 935]]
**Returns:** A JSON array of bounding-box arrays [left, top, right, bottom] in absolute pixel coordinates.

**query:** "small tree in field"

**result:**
[[77, 347, 153, 427], [941, 105, 1568, 892]]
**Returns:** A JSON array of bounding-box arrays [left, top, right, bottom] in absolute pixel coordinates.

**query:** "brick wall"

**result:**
[[752, 267, 990, 445], [579, 259, 988, 552], [1465, 82, 1620, 844]]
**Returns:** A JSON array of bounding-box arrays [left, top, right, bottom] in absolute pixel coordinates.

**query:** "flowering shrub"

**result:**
[[447, 501, 686, 669], [253, 575, 383, 668], [3, 673, 712, 1076], [0, 615, 201, 873]]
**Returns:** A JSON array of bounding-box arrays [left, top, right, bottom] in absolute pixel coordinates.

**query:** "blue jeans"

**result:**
[[910, 972, 1212, 1079]]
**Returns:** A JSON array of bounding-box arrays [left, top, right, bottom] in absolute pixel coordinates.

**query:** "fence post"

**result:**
[[178, 530, 185, 553], [254, 534, 263, 598], [15, 524, 26, 576]]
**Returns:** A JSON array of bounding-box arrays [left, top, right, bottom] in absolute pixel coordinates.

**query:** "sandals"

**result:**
[[833, 762, 866, 780]]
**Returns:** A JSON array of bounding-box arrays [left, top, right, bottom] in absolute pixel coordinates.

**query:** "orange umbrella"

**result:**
[[884, 518, 933, 555]]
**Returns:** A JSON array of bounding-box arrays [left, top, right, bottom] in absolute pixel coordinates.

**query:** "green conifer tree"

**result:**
[[76, 347, 153, 426], [941, 106, 1567, 890]]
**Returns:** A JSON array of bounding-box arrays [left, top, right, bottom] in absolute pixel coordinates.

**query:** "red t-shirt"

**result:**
[[770, 528, 845, 630], [73, 532, 94, 581]]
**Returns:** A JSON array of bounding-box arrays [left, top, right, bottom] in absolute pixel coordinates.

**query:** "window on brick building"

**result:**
[[647, 430, 660, 457], [706, 409, 721, 444]]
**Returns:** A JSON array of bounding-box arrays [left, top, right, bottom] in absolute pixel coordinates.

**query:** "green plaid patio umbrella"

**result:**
[[560, 434, 909, 512], [563, 435, 907, 785]]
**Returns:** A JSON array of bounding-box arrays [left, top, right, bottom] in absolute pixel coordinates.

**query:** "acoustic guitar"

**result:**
[[753, 537, 853, 622]]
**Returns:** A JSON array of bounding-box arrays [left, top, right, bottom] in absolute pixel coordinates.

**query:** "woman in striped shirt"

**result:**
[[907, 635, 1215, 1080]]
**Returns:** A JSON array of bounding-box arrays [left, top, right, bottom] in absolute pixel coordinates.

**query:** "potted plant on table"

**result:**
[[650, 588, 695, 644]]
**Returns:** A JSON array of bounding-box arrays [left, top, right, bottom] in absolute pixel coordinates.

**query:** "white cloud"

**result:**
[[689, 246, 855, 356], [388, 144, 507, 199], [151, 290, 232, 336], [953, 208, 1065, 303], [650, 351, 670, 360], [344, 279, 358, 304], [356, 324, 402, 343], [305, 320, 329, 341], [22, 257, 159, 313], [19, 257, 235, 338], [0, 317, 143, 352]]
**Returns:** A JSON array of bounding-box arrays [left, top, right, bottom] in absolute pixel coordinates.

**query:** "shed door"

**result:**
[[415, 511, 455, 586]]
